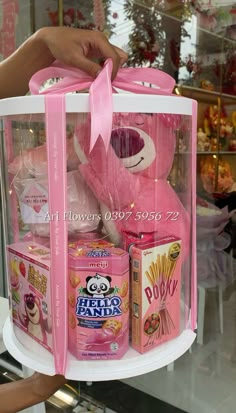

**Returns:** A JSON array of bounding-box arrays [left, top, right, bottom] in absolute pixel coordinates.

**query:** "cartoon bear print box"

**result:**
[[68, 240, 129, 360], [7, 242, 52, 352]]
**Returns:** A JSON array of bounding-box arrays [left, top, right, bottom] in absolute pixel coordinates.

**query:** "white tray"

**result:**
[[3, 317, 195, 381], [0, 297, 9, 354]]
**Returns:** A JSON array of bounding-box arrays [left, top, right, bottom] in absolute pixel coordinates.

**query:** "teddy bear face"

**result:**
[[24, 293, 41, 324], [110, 112, 179, 179], [75, 112, 182, 180], [110, 127, 156, 173]]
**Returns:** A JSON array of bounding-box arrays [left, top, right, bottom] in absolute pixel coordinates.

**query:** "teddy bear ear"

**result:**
[[158, 113, 182, 129]]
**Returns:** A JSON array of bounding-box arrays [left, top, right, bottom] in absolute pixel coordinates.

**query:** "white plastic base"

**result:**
[[0, 297, 9, 354], [3, 317, 196, 381]]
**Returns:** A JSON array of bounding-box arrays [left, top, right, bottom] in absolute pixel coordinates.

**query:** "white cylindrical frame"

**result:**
[[0, 94, 194, 116]]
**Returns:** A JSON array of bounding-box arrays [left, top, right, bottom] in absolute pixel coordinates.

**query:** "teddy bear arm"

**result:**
[[79, 162, 138, 210]]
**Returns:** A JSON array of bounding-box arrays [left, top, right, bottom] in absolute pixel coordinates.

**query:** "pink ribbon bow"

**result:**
[[29, 59, 175, 152]]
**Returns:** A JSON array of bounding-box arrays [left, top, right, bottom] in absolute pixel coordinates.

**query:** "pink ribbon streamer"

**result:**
[[45, 95, 68, 375], [29, 59, 175, 152]]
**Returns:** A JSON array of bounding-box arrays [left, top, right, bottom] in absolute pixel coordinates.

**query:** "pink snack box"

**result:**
[[68, 240, 129, 360], [130, 236, 182, 354], [7, 241, 52, 352]]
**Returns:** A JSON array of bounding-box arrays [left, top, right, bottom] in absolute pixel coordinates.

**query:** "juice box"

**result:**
[[68, 241, 129, 360], [130, 236, 182, 353], [7, 242, 52, 352]]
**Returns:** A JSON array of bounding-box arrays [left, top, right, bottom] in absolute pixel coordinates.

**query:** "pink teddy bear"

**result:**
[[74, 112, 190, 257]]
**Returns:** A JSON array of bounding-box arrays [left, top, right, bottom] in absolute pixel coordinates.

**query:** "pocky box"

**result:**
[[68, 241, 129, 360], [130, 236, 182, 354], [7, 242, 52, 352]]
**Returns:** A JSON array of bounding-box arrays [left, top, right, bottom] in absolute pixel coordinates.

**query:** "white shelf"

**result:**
[[3, 317, 196, 381]]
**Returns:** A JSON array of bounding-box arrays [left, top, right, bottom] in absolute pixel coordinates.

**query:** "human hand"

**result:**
[[37, 27, 128, 80], [32, 372, 67, 400], [0, 371, 67, 413]]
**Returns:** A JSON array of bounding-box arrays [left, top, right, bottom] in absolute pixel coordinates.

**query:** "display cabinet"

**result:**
[[175, 86, 236, 195], [175, 18, 236, 196]]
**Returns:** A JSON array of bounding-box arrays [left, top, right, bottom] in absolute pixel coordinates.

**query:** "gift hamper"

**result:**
[[0, 59, 197, 379]]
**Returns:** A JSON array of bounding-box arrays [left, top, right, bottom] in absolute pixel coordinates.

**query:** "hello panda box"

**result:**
[[68, 241, 129, 360], [7, 241, 52, 353]]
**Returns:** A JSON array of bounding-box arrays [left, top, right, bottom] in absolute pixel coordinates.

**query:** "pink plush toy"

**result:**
[[8, 137, 101, 237], [8, 137, 80, 177], [74, 113, 190, 256]]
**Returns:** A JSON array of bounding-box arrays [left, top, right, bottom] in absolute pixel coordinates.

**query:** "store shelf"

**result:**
[[157, 5, 236, 45], [175, 85, 236, 105], [197, 151, 236, 155], [3, 317, 196, 381], [175, 151, 236, 156]]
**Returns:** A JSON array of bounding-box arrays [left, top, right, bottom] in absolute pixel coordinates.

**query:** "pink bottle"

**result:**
[[68, 241, 129, 360]]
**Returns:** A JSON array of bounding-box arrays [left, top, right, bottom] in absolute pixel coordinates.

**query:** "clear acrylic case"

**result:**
[[0, 81, 197, 379]]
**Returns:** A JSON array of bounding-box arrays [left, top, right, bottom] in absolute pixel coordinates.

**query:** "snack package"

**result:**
[[68, 241, 129, 360], [7, 242, 52, 352], [130, 236, 182, 353]]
